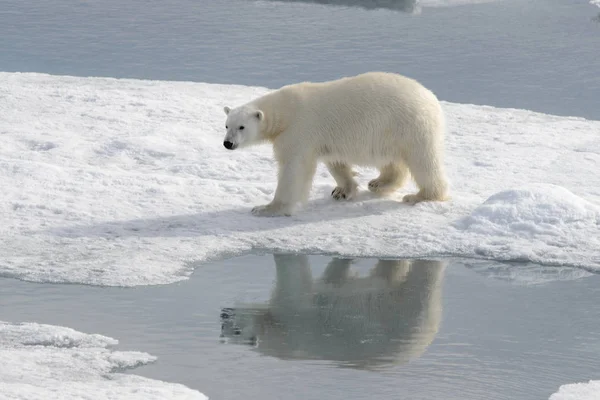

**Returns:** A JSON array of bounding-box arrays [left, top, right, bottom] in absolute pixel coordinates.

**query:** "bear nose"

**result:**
[[223, 140, 235, 150]]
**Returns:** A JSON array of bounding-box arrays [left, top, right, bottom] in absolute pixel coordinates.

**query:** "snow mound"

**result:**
[[550, 380, 600, 400], [454, 184, 600, 269], [456, 184, 600, 237], [0, 321, 207, 400]]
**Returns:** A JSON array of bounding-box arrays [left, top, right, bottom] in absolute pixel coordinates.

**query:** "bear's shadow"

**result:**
[[45, 189, 412, 239]]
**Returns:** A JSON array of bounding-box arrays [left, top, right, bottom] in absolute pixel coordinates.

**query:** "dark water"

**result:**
[[1, 254, 599, 400], [1, 0, 599, 119]]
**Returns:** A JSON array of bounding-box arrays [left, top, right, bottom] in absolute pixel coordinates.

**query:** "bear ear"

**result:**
[[224, 106, 231, 115], [255, 110, 264, 121]]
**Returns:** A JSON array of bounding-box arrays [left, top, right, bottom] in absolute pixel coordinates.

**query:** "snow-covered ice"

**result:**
[[550, 380, 600, 400], [0, 321, 207, 400], [591, 0, 600, 9], [0, 72, 599, 287]]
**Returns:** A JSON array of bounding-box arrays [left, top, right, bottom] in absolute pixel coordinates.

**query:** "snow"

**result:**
[[0, 72, 599, 287], [550, 380, 600, 400], [0, 321, 207, 400], [591, 0, 600, 8]]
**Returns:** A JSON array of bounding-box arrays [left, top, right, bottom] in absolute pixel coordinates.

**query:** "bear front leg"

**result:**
[[326, 162, 358, 201], [252, 156, 317, 217], [321, 258, 353, 284], [272, 254, 314, 308]]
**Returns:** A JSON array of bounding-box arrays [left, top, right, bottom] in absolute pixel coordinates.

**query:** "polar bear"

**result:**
[[223, 71, 449, 217], [220, 254, 447, 370]]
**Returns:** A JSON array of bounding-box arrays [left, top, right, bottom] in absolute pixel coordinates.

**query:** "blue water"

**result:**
[[1, 0, 599, 119]]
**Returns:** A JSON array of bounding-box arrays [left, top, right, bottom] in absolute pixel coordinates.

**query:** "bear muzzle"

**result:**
[[223, 140, 237, 150]]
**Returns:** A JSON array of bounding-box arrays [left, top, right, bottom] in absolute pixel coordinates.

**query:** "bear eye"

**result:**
[[239, 126, 245, 130], [225, 125, 228, 129]]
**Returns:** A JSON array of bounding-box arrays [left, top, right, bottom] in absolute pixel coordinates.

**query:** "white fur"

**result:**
[[223, 71, 449, 217], [220, 255, 447, 369]]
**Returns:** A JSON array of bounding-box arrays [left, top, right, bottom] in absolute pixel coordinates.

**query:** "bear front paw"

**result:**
[[331, 186, 356, 201], [251, 204, 292, 217]]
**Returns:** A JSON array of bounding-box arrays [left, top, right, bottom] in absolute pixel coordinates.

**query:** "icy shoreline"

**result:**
[[0, 72, 599, 287], [0, 321, 207, 399]]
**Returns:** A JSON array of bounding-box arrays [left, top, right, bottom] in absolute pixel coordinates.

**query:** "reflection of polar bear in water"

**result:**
[[220, 254, 447, 369]]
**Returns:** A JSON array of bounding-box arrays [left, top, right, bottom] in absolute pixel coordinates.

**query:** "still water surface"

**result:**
[[1, 0, 599, 119], [1, 254, 599, 400]]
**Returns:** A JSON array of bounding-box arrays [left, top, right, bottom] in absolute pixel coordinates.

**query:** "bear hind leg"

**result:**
[[327, 162, 358, 201], [368, 161, 409, 195], [402, 148, 449, 204]]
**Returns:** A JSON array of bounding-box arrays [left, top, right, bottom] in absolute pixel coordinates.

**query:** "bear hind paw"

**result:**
[[402, 190, 447, 205], [368, 178, 403, 194], [251, 203, 292, 217]]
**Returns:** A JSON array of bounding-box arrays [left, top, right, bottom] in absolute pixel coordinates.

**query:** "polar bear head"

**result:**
[[220, 307, 261, 345], [222, 105, 265, 150]]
